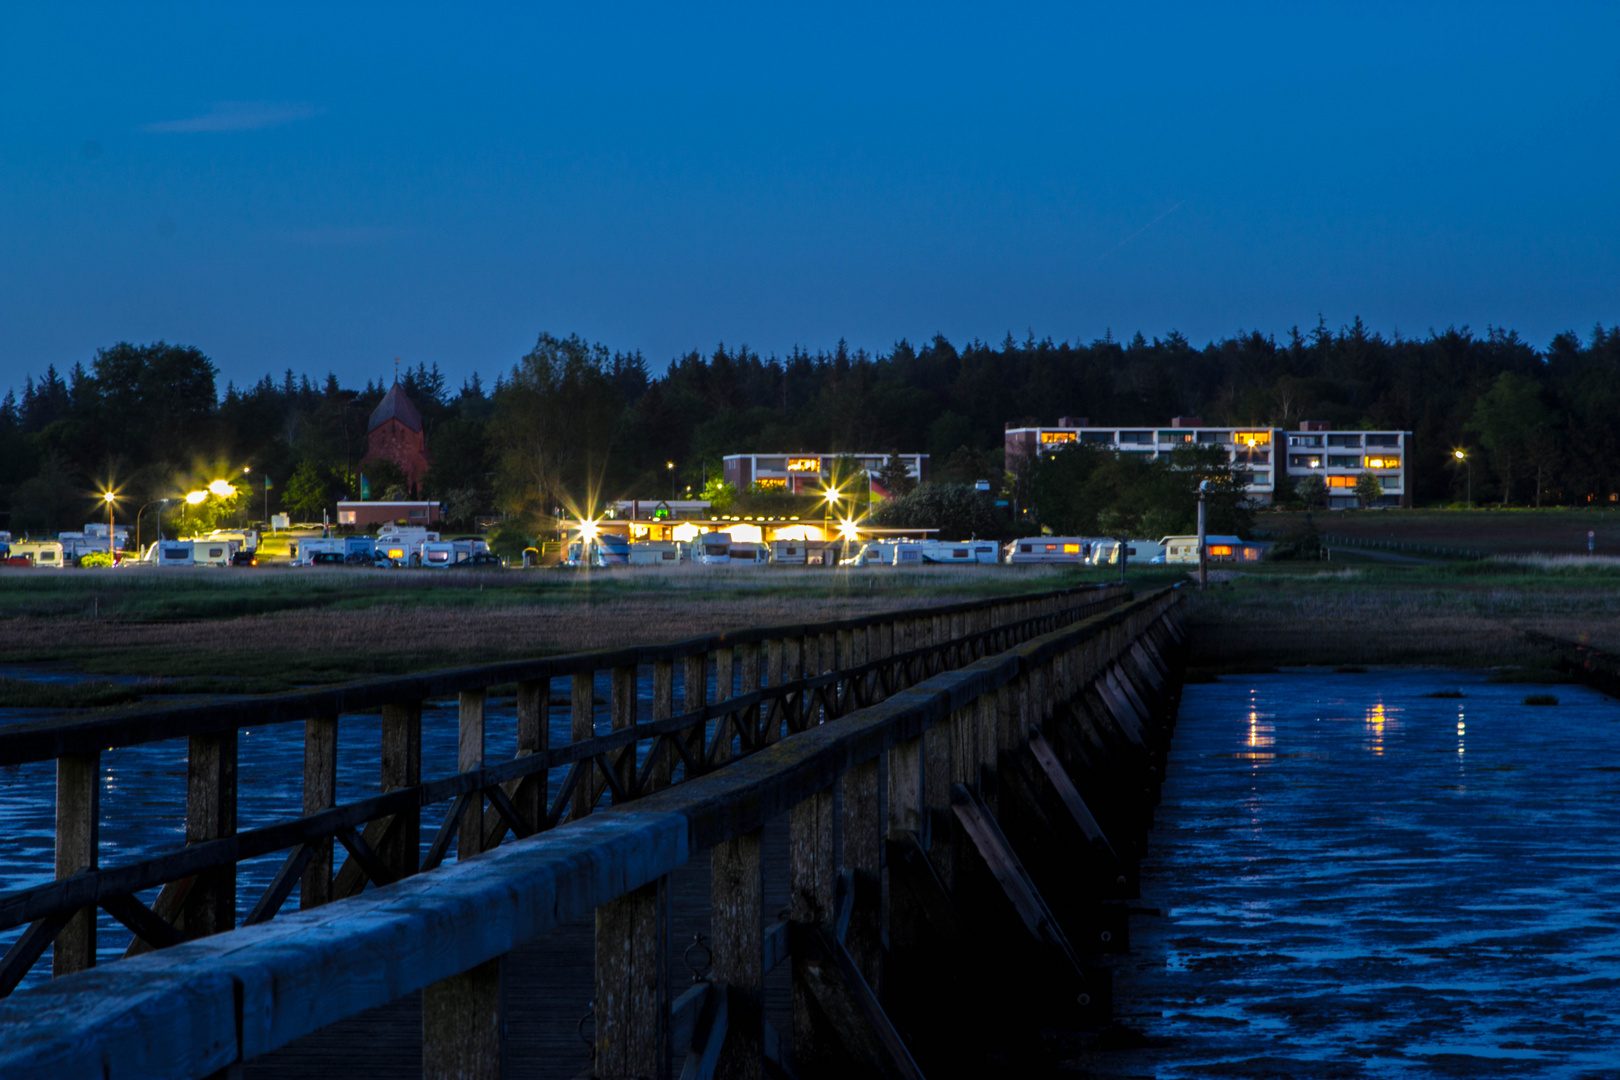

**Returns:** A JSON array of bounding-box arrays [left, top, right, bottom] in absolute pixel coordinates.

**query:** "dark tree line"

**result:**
[[4, 320, 1619, 536]]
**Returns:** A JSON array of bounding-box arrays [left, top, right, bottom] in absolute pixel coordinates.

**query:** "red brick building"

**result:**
[[360, 384, 430, 490]]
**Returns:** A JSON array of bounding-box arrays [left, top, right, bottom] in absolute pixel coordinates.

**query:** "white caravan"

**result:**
[[918, 540, 1000, 565], [1007, 537, 1099, 565], [9, 541, 66, 567], [628, 540, 686, 565]]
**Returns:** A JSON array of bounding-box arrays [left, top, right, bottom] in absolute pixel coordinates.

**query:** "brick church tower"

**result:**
[[360, 383, 431, 490]]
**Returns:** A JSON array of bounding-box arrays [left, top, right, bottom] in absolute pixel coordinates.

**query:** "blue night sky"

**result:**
[[2, 4, 1617, 390]]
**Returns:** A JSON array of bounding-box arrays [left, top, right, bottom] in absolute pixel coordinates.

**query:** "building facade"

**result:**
[[336, 501, 441, 529], [360, 384, 431, 491], [1005, 417, 1411, 508], [722, 452, 927, 497]]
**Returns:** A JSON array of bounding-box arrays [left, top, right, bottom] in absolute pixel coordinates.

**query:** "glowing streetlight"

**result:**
[[821, 487, 841, 567], [208, 479, 237, 498], [185, 490, 208, 505], [667, 461, 675, 499], [1453, 449, 1471, 509], [101, 490, 118, 563]]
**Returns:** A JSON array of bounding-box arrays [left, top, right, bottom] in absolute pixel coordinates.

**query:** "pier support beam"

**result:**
[[595, 877, 671, 1080], [52, 752, 99, 975], [712, 828, 764, 1080]]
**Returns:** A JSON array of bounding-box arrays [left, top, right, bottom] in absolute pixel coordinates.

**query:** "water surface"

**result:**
[[1092, 669, 1620, 1079]]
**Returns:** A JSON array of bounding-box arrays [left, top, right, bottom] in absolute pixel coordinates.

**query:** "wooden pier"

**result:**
[[0, 581, 1185, 1078]]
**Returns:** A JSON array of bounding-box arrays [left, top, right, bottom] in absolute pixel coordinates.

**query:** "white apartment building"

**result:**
[[1004, 417, 1411, 508], [722, 452, 928, 497]]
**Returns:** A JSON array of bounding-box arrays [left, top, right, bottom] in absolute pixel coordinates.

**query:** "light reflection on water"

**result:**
[[1094, 668, 1620, 1079], [0, 667, 731, 988]]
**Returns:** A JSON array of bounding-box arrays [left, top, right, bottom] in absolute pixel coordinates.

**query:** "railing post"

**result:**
[[922, 711, 954, 885], [790, 786, 836, 1071], [714, 644, 736, 762], [52, 752, 99, 975], [683, 651, 709, 776], [186, 731, 237, 938], [595, 877, 671, 1080], [459, 689, 487, 859], [424, 687, 505, 1080], [379, 701, 422, 879], [572, 672, 596, 819], [513, 679, 548, 834], [739, 641, 762, 750], [712, 827, 764, 1080], [649, 659, 676, 789], [301, 715, 338, 908], [611, 665, 638, 799], [784, 636, 805, 732]]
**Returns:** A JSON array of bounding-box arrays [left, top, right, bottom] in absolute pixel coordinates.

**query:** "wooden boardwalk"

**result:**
[[248, 816, 799, 1080]]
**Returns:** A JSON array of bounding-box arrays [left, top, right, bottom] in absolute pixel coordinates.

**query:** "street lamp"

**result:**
[[102, 490, 118, 563], [135, 498, 171, 559], [822, 487, 841, 567], [1454, 449, 1471, 509], [667, 461, 675, 500]]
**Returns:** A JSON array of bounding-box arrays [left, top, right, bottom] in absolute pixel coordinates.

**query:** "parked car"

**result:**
[[447, 552, 504, 569], [309, 552, 348, 566], [230, 550, 258, 567]]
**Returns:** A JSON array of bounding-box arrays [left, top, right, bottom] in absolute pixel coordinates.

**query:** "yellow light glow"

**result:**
[[1454, 449, 1466, 460], [103, 491, 116, 503], [672, 523, 702, 543], [185, 490, 208, 505], [1039, 431, 1078, 444], [577, 520, 599, 541], [838, 519, 859, 540], [787, 457, 821, 472], [208, 479, 236, 498], [824, 487, 840, 504]]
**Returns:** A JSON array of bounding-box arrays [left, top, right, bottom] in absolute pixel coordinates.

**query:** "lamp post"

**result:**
[[102, 490, 117, 563], [1454, 449, 1471, 509], [1197, 480, 1211, 589], [135, 498, 170, 559], [667, 461, 675, 500], [823, 486, 840, 568]]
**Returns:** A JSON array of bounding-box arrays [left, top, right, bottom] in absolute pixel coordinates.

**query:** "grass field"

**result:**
[[0, 563, 1103, 695], [1260, 507, 1620, 556]]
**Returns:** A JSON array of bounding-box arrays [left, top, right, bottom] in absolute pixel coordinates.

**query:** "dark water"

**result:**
[[1090, 669, 1620, 1079]]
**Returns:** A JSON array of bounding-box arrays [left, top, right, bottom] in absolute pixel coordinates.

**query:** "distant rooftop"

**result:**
[[368, 384, 423, 433]]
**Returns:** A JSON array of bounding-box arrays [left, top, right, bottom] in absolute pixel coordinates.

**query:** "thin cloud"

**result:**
[[142, 101, 324, 133], [1097, 200, 1187, 263]]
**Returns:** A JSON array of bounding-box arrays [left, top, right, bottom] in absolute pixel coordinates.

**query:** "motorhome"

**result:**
[[192, 539, 237, 567], [421, 539, 489, 568], [1006, 537, 1099, 565], [628, 540, 686, 565], [8, 541, 65, 567], [375, 529, 440, 567], [769, 539, 810, 566], [918, 540, 1000, 565], [696, 534, 770, 565], [1162, 535, 1267, 564], [1090, 539, 1166, 566], [196, 528, 259, 553], [565, 534, 630, 568], [155, 540, 196, 567], [841, 540, 921, 566], [58, 525, 129, 561], [296, 538, 352, 566]]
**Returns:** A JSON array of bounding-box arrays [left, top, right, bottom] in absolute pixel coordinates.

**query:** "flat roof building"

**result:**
[[722, 452, 927, 497], [336, 500, 442, 528], [1005, 417, 1411, 508]]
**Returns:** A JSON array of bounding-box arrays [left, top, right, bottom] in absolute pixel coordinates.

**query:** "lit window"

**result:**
[[1233, 431, 1272, 447], [1326, 476, 1358, 489], [754, 477, 787, 489], [786, 458, 821, 472], [1208, 544, 1233, 556], [1062, 543, 1080, 554], [1039, 431, 1078, 444], [1364, 455, 1401, 469]]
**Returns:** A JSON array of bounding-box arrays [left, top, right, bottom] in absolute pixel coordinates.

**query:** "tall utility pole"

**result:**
[[1454, 449, 1472, 509], [1197, 481, 1210, 589]]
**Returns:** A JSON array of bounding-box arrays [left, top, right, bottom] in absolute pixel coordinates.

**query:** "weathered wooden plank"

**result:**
[[711, 827, 764, 1080], [595, 876, 671, 1079], [423, 956, 504, 1080], [571, 672, 596, 820], [186, 732, 236, 939], [379, 701, 422, 880], [838, 759, 882, 991], [300, 717, 337, 910], [53, 751, 98, 976], [789, 786, 836, 1072]]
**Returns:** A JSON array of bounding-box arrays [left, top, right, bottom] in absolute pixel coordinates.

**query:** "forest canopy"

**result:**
[[3, 319, 1619, 537]]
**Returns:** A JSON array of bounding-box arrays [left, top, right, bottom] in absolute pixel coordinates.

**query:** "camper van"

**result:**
[[191, 540, 237, 567], [297, 538, 351, 566], [421, 539, 489, 568], [1091, 539, 1166, 567], [695, 534, 770, 566], [8, 541, 65, 567], [565, 534, 629, 568], [197, 528, 259, 553], [918, 540, 1000, 565], [628, 540, 686, 565], [155, 540, 196, 567], [375, 529, 440, 567], [769, 539, 810, 566], [1162, 535, 1267, 564], [1006, 537, 1098, 565]]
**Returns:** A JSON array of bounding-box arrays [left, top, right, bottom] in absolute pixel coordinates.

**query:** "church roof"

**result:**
[[368, 384, 423, 433]]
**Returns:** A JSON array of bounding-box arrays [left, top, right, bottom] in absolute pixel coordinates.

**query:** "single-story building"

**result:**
[[336, 501, 441, 529]]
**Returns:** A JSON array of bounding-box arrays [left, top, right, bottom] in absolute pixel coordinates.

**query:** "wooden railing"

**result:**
[[0, 583, 1125, 998], [0, 584, 1184, 1080]]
